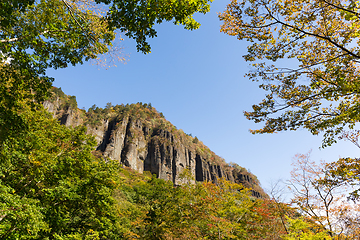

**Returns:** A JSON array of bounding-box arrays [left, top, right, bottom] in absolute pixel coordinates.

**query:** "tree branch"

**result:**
[[321, 0, 360, 18], [61, 0, 96, 43], [263, 4, 360, 59], [0, 30, 69, 43]]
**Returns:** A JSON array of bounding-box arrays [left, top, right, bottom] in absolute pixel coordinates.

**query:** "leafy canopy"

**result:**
[[0, 106, 123, 239], [97, 0, 213, 53], [287, 153, 360, 238], [0, 0, 213, 142], [118, 175, 288, 239], [220, 0, 360, 147]]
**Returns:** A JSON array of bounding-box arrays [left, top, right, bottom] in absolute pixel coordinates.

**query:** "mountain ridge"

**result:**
[[44, 87, 267, 198]]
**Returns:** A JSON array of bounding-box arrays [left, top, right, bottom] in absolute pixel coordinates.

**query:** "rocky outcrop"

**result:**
[[44, 92, 266, 198], [43, 98, 83, 127]]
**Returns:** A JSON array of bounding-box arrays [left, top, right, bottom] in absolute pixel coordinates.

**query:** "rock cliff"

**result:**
[[44, 87, 266, 198]]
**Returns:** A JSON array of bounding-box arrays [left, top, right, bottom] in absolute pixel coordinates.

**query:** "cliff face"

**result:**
[[44, 88, 265, 198]]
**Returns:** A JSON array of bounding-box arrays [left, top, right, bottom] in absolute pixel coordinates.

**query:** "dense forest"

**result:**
[[1, 0, 360, 239]]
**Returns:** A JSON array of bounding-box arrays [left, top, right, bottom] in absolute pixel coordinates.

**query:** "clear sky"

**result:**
[[47, 0, 359, 193]]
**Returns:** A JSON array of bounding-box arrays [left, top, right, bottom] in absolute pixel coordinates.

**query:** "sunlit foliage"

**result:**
[[220, 0, 360, 147]]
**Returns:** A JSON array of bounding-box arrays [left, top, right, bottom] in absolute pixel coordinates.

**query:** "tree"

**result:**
[[325, 156, 360, 201], [0, 0, 35, 29], [322, 130, 360, 201], [121, 175, 288, 240], [0, 106, 123, 239], [0, 0, 115, 143], [283, 217, 332, 240], [0, 0, 213, 143], [106, 102, 114, 110], [97, 0, 213, 53], [219, 0, 360, 147], [287, 152, 360, 239], [220, 5, 360, 234]]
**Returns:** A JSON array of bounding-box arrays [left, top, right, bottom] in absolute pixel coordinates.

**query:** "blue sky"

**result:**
[[48, 0, 359, 192]]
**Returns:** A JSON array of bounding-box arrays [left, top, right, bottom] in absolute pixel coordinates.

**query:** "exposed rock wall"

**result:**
[[44, 98, 266, 197]]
